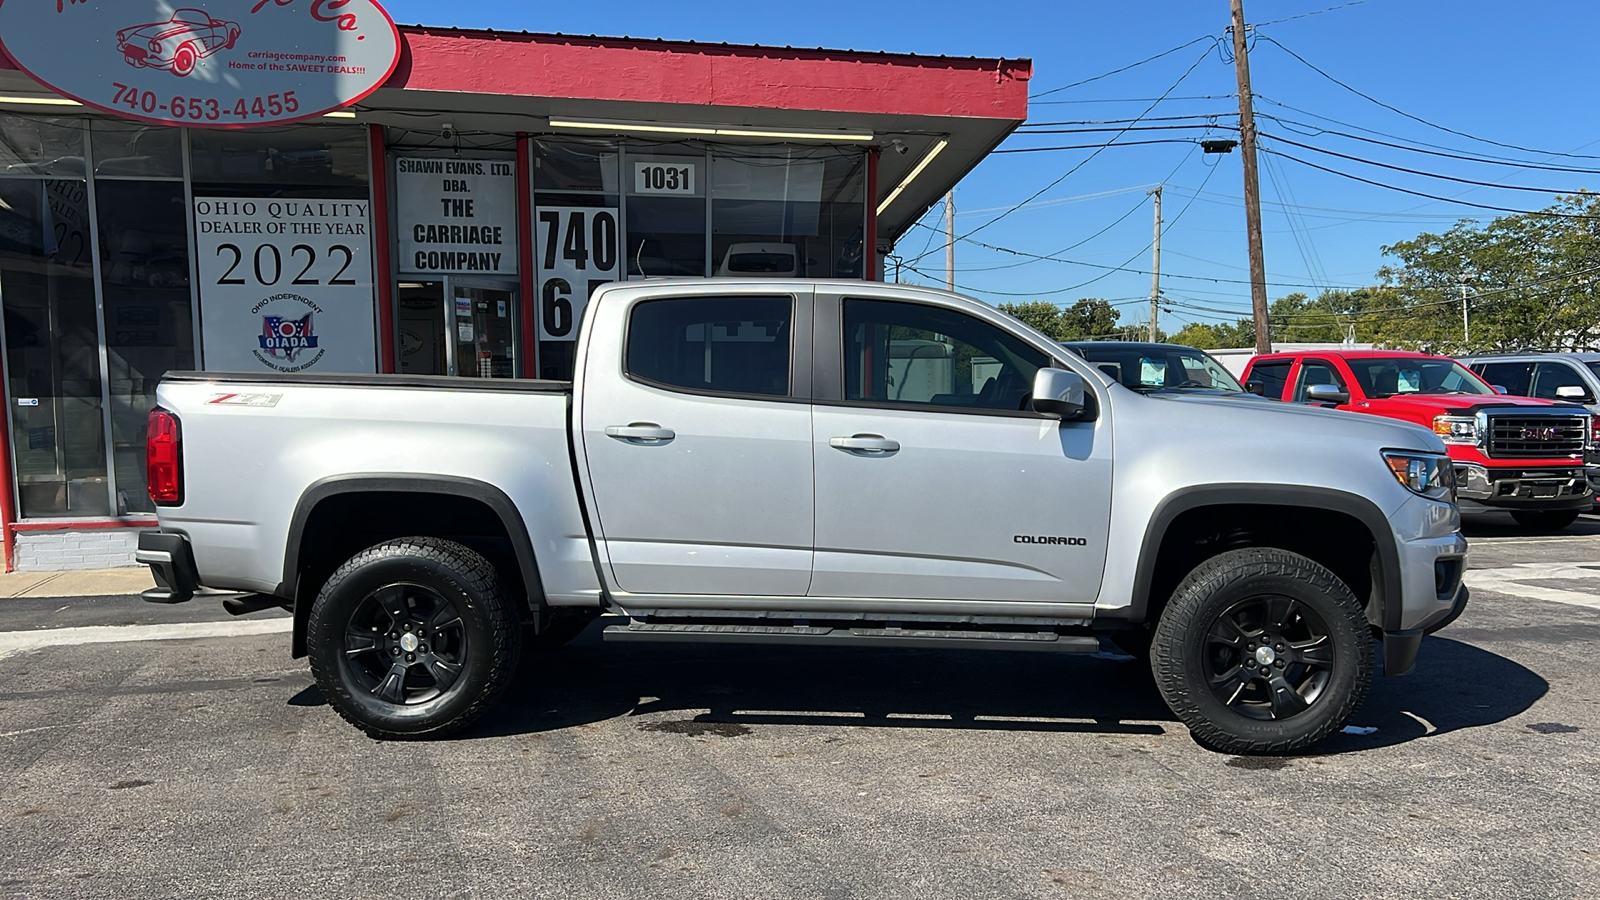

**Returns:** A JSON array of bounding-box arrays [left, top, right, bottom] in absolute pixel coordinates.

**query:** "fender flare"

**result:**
[[281, 474, 545, 655], [1124, 484, 1404, 632]]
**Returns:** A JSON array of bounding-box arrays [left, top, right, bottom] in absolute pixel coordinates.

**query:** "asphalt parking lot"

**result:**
[[2, 515, 1598, 899]]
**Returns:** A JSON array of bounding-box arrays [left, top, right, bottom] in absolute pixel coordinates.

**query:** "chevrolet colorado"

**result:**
[[139, 280, 1467, 754]]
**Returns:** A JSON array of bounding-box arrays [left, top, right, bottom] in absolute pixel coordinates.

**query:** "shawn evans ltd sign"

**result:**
[[0, 1, 401, 127]]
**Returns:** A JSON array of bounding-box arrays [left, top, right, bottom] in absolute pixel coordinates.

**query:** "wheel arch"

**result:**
[[283, 474, 546, 658], [1124, 484, 1403, 634]]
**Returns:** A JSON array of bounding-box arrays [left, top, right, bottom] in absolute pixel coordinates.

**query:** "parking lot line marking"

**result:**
[[0, 619, 292, 656], [1464, 563, 1600, 610]]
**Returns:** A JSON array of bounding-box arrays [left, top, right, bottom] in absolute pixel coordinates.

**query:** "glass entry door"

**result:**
[[452, 281, 517, 378], [395, 278, 517, 377]]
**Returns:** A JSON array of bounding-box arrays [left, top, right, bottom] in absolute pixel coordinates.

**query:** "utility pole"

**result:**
[[944, 190, 956, 291], [1459, 279, 1471, 344], [1230, 0, 1271, 354], [1148, 185, 1163, 342]]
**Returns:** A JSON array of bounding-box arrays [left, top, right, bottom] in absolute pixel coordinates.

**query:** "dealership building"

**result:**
[[0, 3, 1028, 570]]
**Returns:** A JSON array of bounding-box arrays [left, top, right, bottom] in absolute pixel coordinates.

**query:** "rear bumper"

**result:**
[[136, 531, 198, 604]]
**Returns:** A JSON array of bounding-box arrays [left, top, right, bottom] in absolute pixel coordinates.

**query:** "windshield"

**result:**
[[1345, 357, 1493, 398], [1066, 344, 1244, 393]]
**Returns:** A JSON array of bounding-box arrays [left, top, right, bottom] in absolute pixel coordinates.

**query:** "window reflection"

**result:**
[[0, 178, 109, 517], [96, 181, 194, 514]]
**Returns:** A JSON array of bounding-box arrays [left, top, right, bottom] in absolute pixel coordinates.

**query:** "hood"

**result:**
[[1158, 391, 1448, 454], [1353, 393, 1587, 428]]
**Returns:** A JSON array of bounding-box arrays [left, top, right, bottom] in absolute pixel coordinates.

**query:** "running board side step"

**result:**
[[602, 621, 1101, 653]]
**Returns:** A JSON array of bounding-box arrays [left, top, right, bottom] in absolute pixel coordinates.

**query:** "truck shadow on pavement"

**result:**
[[1461, 511, 1600, 538], [1297, 634, 1547, 755], [443, 628, 1547, 752], [465, 635, 1175, 740]]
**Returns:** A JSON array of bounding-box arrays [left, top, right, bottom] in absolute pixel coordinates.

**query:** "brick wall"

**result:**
[[14, 529, 145, 571]]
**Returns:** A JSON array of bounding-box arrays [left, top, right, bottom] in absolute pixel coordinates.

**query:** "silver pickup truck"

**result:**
[[139, 280, 1468, 754]]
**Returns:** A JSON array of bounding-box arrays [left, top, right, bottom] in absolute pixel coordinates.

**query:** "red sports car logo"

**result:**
[[115, 9, 241, 78]]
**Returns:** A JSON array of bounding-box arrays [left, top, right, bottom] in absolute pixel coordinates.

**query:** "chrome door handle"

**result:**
[[605, 423, 676, 444], [829, 434, 900, 455]]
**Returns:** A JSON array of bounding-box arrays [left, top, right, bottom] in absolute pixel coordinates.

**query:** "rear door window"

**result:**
[[1474, 361, 1533, 396], [1248, 361, 1292, 399], [625, 295, 793, 397]]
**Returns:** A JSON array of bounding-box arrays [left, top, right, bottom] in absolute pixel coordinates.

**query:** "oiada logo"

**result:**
[[253, 293, 327, 372]]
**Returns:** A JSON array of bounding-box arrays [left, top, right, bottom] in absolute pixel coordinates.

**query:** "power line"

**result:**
[[1254, 0, 1369, 27], [1033, 94, 1236, 106], [994, 138, 1202, 155], [1260, 113, 1600, 175], [1262, 146, 1600, 218], [1030, 35, 1218, 99], [938, 43, 1218, 250], [1263, 132, 1600, 195], [1256, 34, 1600, 161], [1019, 112, 1239, 127]]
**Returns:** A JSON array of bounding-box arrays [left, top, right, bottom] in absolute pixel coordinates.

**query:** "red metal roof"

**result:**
[[385, 26, 1030, 120]]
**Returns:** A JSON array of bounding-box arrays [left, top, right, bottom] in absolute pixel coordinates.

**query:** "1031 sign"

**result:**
[[537, 207, 619, 341]]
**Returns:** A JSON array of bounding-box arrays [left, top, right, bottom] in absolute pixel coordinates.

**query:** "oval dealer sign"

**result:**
[[0, 0, 401, 127]]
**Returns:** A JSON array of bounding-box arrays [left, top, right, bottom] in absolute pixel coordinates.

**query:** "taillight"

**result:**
[[147, 408, 182, 505]]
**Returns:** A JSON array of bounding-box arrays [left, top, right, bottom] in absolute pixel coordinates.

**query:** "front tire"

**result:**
[[1510, 510, 1580, 532], [306, 537, 521, 739], [1151, 548, 1373, 755]]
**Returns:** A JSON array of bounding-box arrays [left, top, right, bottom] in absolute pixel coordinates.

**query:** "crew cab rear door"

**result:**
[[576, 286, 814, 596], [807, 292, 1112, 604]]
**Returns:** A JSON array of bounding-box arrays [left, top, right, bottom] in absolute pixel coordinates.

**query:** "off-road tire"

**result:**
[[307, 537, 521, 739], [1510, 510, 1580, 532], [1151, 547, 1373, 755]]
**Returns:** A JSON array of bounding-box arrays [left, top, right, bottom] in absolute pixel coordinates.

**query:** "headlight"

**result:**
[[149, 40, 162, 53], [1431, 415, 1478, 445], [1384, 451, 1456, 501]]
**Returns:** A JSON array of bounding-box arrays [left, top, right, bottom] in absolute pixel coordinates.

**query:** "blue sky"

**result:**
[[383, 0, 1600, 332]]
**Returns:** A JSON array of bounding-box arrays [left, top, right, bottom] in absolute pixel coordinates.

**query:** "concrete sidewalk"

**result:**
[[0, 567, 154, 599]]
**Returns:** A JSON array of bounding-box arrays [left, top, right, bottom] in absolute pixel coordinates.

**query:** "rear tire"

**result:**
[[307, 537, 521, 739], [1510, 510, 1580, 532], [1151, 548, 1373, 755]]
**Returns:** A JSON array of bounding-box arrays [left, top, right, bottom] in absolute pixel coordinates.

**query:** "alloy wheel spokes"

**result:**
[[1205, 593, 1333, 721], [344, 582, 470, 707]]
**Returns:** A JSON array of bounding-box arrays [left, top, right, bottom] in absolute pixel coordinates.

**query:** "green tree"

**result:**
[[995, 301, 1065, 340], [995, 298, 1123, 341], [1374, 193, 1600, 353]]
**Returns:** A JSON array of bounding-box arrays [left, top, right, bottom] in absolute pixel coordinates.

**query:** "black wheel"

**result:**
[[1510, 510, 1580, 532], [524, 610, 599, 652], [1151, 548, 1373, 755], [306, 537, 521, 739]]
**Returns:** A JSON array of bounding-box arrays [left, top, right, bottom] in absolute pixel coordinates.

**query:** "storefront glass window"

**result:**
[[625, 147, 706, 278], [534, 140, 620, 380], [91, 121, 182, 178], [0, 177, 109, 517], [0, 115, 85, 177], [712, 147, 865, 279], [190, 125, 368, 190], [95, 181, 193, 514]]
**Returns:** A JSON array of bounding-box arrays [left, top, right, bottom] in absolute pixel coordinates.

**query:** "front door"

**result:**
[[578, 289, 814, 597], [452, 281, 517, 378], [809, 296, 1112, 604]]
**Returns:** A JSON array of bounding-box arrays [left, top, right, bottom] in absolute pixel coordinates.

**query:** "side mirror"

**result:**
[[1305, 383, 1349, 404], [1491, 385, 1509, 395], [1245, 380, 1266, 396], [1555, 385, 1593, 402], [1033, 368, 1089, 419]]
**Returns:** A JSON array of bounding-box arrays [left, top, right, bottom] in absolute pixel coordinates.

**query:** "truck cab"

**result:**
[[1243, 350, 1592, 531]]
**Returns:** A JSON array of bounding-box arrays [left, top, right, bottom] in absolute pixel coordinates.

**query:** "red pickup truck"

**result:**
[[1242, 350, 1593, 531]]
